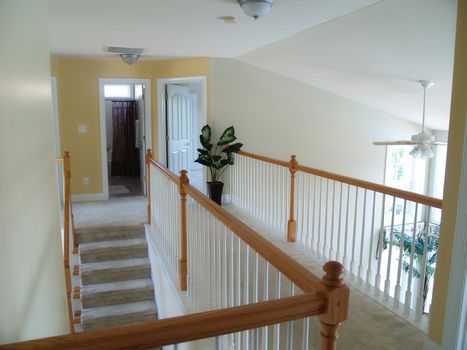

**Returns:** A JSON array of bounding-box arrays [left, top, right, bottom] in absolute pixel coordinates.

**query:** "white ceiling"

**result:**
[[48, 0, 457, 130], [239, 0, 457, 130], [48, 0, 379, 58]]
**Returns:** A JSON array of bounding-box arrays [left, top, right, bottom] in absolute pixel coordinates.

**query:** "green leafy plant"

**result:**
[[194, 125, 243, 182], [384, 222, 439, 313]]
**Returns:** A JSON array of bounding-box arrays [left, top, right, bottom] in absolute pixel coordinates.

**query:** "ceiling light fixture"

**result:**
[[104, 46, 143, 65], [238, 0, 275, 20], [120, 53, 140, 65]]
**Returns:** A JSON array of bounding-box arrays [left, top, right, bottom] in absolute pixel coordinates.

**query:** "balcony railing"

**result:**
[[230, 150, 442, 324]]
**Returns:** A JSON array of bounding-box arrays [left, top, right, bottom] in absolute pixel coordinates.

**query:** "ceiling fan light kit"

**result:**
[[409, 143, 434, 159], [238, 0, 275, 20], [373, 79, 445, 159]]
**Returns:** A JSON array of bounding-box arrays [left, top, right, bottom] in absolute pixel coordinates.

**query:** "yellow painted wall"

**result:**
[[429, 1, 467, 344], [51, 57, 210, 195]]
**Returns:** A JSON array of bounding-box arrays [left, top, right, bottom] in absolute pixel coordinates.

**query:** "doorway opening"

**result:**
[[98, 78, 152, 200], [157, 77, 207, 192]]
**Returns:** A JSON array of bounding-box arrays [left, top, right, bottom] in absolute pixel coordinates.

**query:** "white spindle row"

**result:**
[[229, 155, 440, 320], [230, 155, 289, 235], [185, 197, 313, 349], [149, 164, 181, 281]]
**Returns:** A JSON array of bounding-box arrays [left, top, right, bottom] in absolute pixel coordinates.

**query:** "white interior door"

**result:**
[[166, 85, 192, 175]]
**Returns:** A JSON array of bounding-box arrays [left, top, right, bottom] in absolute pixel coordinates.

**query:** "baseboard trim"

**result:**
[[71, 193, 108, 202], [424, 338, 442, 350]]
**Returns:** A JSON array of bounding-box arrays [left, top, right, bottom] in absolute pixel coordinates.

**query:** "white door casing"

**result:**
[[98, 78, 152, 201], [166, 84, 192, 176], [137, 85, 147, 195]]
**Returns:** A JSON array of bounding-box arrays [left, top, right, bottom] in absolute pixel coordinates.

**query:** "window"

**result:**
[[384, 145, 428, 225], [104, 84, 132, 98], [134, 84, 144, 99]]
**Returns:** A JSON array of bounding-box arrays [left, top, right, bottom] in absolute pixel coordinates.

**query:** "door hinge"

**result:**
[[143, 135, 146, 142], [166, 134, 169, 141]]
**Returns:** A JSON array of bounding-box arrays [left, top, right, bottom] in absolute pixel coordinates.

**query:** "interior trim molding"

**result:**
[[71, 193, 107, 202]]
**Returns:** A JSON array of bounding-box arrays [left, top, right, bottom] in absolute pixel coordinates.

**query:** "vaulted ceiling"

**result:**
[[48, 0, 457, 130]]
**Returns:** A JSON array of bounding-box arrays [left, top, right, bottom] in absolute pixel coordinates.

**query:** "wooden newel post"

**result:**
[[287, 155, 298, 242], [319, 261, 349, 350], [146, 149, 152, 224], [179, 170, 189, 291]]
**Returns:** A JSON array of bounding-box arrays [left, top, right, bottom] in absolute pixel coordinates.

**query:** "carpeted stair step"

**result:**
[[80, 258, 151, 285], [81, 279, 154, 308], [76, 225, 145, 244], [79, 238, 148, 263], [81, 300, 157, 331]]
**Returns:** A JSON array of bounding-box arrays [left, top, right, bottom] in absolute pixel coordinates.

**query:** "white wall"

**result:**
[[210, 58, 421, 184], [0, 0, 69, 343]]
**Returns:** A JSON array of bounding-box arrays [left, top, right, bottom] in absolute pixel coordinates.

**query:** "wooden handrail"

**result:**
[[1, 294, 326, 350], [149, 157, 180, 184], [238, 150, 442, 208], [238, 150, 290, 167], [62, 152, 74, 333], [148, 157, 321, 292], [183, 180, 321, 293]]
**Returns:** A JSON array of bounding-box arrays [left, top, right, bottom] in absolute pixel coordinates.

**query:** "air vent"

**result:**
[[104, 46, 144, 54]]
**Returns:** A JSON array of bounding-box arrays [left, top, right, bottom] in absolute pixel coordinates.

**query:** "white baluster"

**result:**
[[416, 207, 431, 319], [323, 179, 329, 258], [273, 271, 282, 350], [351, 187, 359, 275], [329, 180, 336, 259], [394, 200, 407, 307], [405, 203, 418, 312], [343, 184, 351, 268], [375, 194, 386, 291], [367, 191, 377, 284], [336, 182, 343, 261], [262, 261, 270, 350], [358, 189, 367, 282], [384, 196, 397, 300]]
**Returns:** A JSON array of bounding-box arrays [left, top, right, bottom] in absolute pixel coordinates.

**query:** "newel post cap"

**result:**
[[322, 261, 344, 289]]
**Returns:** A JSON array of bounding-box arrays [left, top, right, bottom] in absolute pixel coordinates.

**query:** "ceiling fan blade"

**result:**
[[373, 140, 416, 146]]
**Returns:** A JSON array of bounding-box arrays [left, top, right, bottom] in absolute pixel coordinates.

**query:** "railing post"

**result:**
[[146, 149, 152, 225], [63, 151, 75, 333], [287, 155, 298, 242], [179, 170, 189, 291], [318, 261, 349, 350]]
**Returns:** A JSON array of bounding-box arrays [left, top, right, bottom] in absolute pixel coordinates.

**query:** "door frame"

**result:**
[[98, 78, 152, 200], [441, 117, 467, 350], [157, 76, 207, 170]]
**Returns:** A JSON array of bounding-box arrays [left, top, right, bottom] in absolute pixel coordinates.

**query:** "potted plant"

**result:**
[[194, 125, 243, 205]]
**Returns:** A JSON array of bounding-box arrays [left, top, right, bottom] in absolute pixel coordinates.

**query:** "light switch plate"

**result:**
[[83, 177, 89, 185], [78, 125, 87, 133]]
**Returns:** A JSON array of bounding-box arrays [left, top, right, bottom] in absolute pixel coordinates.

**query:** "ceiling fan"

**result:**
[[373, 80, 447, 159]]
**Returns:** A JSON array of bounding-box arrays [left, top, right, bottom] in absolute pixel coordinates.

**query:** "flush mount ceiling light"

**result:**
[[120, 54, 140, 65], [238, 0, 275, 20], [104, 46, 144, 65]]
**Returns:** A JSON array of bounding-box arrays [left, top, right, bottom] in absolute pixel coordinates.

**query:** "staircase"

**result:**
[[76, 225, 157, 331]]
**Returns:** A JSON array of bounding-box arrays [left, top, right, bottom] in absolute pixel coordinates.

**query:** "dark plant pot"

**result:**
[[207, 181, 224, 206]]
